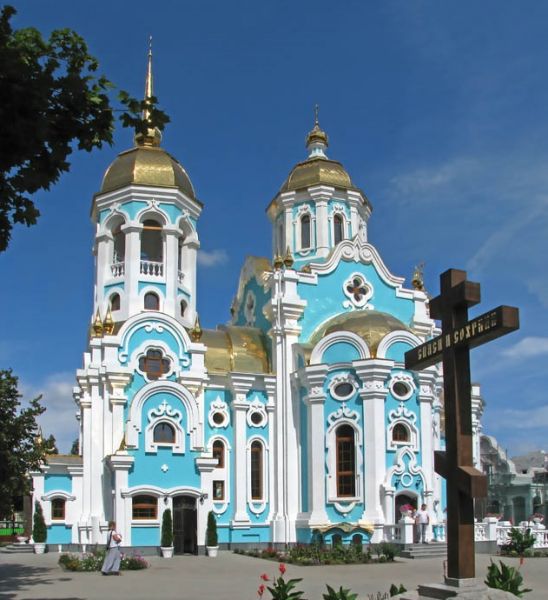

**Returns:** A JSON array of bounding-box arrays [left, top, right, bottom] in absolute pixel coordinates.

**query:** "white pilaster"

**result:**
[[417, 368, 437, 512], [108, 453, 134, 546]]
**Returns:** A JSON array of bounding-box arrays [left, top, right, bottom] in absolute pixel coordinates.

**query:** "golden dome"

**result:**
[[279, 156, 356, 194], [309, 310, 410, 357], [100, 144, 196, 199]]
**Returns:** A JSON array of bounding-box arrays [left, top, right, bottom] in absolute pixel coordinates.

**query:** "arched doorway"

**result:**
[[173, 495, 197, 554], [512, 496, 526, 524], [395, 493, 417, 518]]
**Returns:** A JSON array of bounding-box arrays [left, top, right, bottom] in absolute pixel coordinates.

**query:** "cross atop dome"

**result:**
[[135, 36, 162, 148], [305, 104, 329, 158]]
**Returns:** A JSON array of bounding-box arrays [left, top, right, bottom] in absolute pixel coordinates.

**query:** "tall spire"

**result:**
[[305, 104, 328, 159], [135, 36, 162, 148]]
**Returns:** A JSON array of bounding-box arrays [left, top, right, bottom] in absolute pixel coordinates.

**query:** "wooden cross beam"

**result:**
[[405, 269, 519, 581]]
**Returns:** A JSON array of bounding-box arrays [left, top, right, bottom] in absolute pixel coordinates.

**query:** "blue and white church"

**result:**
[[32, 58, 485, 553]]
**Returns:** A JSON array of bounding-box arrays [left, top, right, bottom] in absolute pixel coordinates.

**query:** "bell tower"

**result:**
[[91, 44, 202, 331], [267, 109, 372, 267]]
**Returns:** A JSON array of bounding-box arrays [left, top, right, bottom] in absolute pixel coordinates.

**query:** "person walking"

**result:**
[[101, 521, 122, 575], [415, 504, 430, 544]]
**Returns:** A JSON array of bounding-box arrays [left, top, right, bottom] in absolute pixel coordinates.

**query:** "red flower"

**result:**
[[279, 563, 286, 575], [260, 573, 270, 581], [258, 584, 265, 597]]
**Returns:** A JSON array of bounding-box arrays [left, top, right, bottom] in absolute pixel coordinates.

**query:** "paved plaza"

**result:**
[[1, 550, 547, 600]]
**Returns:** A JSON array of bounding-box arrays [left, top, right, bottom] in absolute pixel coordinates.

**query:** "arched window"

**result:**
[[110, 293, 120, 312], [336, 424, 356, 497], [334, 214, 344, 245], [132, 495, 157, 519], [144, 292, 160, 310], [392, 423, 410, 443], [138, 349, 171, 380], [352, 533, 363, 549], [141, 219, 163, 262], [332, 533, 342, 548], [212, 440, 225, 468], [250, 441, 263, 500], [180, 300, 187, 317], [153, 422, 175, 444], [51, 498, 65, 520], [113, 224, 125, 263], [301, 214, 311, 249]]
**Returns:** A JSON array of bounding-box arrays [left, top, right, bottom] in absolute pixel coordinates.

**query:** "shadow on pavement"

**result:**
[[0, 561, 84, 600]]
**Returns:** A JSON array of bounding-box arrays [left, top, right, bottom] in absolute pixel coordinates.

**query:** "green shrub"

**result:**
[[375, 542, 399, 562], [58, 550, 148, 571], [32, 501, 47, 544], [161, 508, 173, 547], [206, 510, 218, 547], [485, 560, 532, 597], [323, 584, 358, 599], [389, 583, 407, 597], [502, 528, 536, 556]]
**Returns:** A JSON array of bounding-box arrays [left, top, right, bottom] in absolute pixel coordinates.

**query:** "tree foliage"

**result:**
[[32, 500, 47, 543], [0, 6, 169, 251], [0, 370, 46, 518]]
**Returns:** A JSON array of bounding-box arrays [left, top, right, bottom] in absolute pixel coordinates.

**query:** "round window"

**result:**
[[392, 381, 411, 399], [250, 412, 263, 426], [332, 382, 354, 400], [212, 412, 225, 425]]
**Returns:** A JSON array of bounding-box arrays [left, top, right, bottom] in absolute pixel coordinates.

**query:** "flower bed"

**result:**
[[58, 549, 148, 571], [234, 542, 399, 566]]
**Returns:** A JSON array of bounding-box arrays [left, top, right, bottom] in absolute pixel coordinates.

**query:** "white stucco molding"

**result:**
[[376, 330, 422, 360], [383, 447, 429, 494], [41, 491, 76, 501], [121, 485, 204, 499], [310, 331, 371, 365], [126, 380, 201, 450]]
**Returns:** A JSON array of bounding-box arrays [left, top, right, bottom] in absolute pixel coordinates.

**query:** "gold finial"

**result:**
[[301, 263, 312, 274], [190, 314, 203, 342], [283, 246, 294, 269], [118, 435, 127, 452], [411, 262, 425, 291], [135, 35, 162, 148], [273, 252, 284, 270], [92, 309, 103, 337], [306, 104, 328, 152], [103, 307, 115, 335]]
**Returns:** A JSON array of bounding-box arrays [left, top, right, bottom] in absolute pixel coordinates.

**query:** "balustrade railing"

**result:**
[[140, 260, 163, 277], [111, 262, 125, 277]]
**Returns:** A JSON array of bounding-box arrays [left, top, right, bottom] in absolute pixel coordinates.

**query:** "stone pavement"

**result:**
[[0, 550, 547, 600]]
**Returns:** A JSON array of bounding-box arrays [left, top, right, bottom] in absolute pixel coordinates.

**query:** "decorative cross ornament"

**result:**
[[405, 269, 519, 581], [346, 276, 367, 302]]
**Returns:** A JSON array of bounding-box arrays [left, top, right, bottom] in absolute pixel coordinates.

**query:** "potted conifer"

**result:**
[[160, 508, 174, 558], [32, 501, 47, 554], [206, 510, 219, 557]]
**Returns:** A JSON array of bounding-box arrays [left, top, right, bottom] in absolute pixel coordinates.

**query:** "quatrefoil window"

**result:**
[[138, 349, 171, 381], [342, 273, 373, 310]]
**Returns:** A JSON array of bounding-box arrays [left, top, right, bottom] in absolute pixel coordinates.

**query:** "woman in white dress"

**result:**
[[101, 521, 122, 575]]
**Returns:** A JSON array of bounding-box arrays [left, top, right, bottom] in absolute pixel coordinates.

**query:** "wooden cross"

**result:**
[[405, 269, 519, 581]]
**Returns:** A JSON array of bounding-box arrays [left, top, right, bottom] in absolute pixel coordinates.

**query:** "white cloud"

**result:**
[[197, 249, 229, 267], [501, 337, 548, 360], [20, 372, 78, 454], [488, 405, 548, 432]]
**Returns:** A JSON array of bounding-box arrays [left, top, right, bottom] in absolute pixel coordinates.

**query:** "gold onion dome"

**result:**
[[309, 310, 410, 357], [99, 40, 196, 200], [278, 106, 360, 196]]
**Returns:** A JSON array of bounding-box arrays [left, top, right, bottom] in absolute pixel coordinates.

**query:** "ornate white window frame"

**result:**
[[145, 399, 185, 454], [330, 203, 348, 244], [127, 381, 201, 450], [384, 447, 428, 492], [310, 330, 371, 365], [342, 272, 374, 310], [246, 436, 269, 514], [294, 204, 315, 255], [325, 407, 363, 509], [246, 397, 268, 428], [140, 286, 164, 312], [208, 396, 230, 429], [244, 290, 256, 327], [131, 341, 178, 382], [328, 372, 359, 402], [41, 490, 76, 525], [209, 435, 231, 514], [388, 373, 416, 401], [387, 404, 419, 451]]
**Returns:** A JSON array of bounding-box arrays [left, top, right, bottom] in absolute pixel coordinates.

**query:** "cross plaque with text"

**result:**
[[405, 269, 519, 581]]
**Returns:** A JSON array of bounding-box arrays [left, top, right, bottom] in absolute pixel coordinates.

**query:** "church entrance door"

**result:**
[[173, 495, 197, 555], [395, 493, 417, 518]]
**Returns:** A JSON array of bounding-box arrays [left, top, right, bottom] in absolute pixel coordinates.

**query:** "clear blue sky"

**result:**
[[2, 1, 547, 455]]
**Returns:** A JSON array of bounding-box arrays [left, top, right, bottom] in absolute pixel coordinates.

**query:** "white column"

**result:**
[[94, 232, 111, 313], [106, 372, 131, 457], [109, 454, 134, 546], [230, 375, 254, 527], [302, 365, 329, 525], [68, 465, 84, 544], [122, 224, 141, 316], [309, 187, 333, 258], [355, 359, 392, 534], [417, 368, 437, 515], [163, 227, 179, 318], [183, 238, 199, 325], [196, 456, 218, 548]]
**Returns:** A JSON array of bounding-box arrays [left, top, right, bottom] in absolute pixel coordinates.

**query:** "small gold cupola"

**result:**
[[305, 104, 329, 158]]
